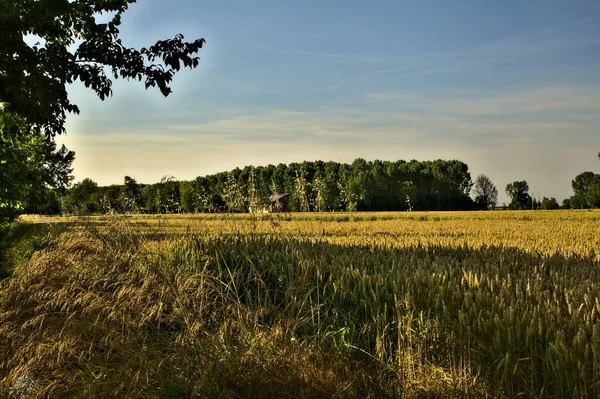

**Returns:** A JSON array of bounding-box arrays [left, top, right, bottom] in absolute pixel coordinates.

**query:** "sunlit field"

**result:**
[[20, 210, 600, 259], [1, 210, 600, 398]]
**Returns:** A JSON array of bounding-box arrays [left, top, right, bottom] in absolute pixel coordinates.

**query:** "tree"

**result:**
[[294, 170, 311, 212], [540, 197, 560, 210], [61, 178, 101, 214], [156, 176, 180, 213], [572, 172, 597, 198], [141, 185, 159, 213], [313, 175, 325, 212], [401, 181, 418, 211], [586, 183, 600, 208], [121, 176, 142, 212], [1, 0, 204, 223], [570, 194, 588, 209], [505, 181, 531, 210], [223, 171, 245, 213], [100, 184, 123, 213], [1, 113, 74, 222], [472, 174, 498, 210], [570, 172, 600, 209], [247, 167, 259, 213], [1, 0, 205, 137]]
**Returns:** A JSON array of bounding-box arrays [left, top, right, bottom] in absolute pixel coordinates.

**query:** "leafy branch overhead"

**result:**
[[0, 0, 205, 137]]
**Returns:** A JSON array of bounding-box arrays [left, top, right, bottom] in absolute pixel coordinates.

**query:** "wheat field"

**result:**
[[1, 210, 599, 398]]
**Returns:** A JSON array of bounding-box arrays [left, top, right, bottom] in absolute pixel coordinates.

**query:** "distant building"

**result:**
[[254, 193, 291, 213]]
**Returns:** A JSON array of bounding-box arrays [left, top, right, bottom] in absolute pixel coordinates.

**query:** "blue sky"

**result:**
[[58, 0, 600, 203]]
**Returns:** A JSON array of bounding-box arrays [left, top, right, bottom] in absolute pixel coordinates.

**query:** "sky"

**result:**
[[57, 0, 600, 204]]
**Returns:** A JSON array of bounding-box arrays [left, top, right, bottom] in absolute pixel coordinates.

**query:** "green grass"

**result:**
[[0, 221, 69, 279]]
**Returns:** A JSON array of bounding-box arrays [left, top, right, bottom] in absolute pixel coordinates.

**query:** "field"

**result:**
[[1, 210, 600, 398]]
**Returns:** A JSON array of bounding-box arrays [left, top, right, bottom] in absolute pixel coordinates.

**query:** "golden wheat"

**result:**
[[2, 210, 599, 397]]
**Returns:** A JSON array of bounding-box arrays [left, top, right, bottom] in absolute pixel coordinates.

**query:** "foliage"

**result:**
[[505, 180, 531, 210], [156, 176, 180, 213], [60, 178, 101, 214], [179, 180, 199, 213], [32, 159, 481, 215], [313, 175, 325, 212], [569, 171, 600, 209], [247, 167, 259, 212], [0, 111, 74, 223], [37, 156, 600, 216], [294, 169, 311, 212], [144, 159, 473, 213], [223, 171, 245, 213], [587, 183, 600, 208], [120, 176, 142, 212], [0, 0, 205, 137], [472, 174, 498, 210], [540, 197, 559, 210]]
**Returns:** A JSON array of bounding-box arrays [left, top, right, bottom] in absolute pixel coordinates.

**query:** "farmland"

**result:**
[[1, 210, 600, 398]]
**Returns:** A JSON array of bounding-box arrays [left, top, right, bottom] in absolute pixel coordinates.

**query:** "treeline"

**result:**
[[58, 159, 476, 214], [24, 158, 600, 217], [503, 170, 600, 210]]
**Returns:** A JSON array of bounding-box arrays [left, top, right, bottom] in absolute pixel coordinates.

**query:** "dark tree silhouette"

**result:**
[[1, 0, 204, 223], [472, 174, 498, 210], [505, 181, 532, 210], [0, 0, 205, 137]]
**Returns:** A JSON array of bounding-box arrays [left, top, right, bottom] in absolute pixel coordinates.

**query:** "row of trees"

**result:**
[[60, 159, 477, 214], [10, 154, 600, 216], [503, 153, 600, 210], [504, 180, 561, 210], [59, 154, 600, 215]]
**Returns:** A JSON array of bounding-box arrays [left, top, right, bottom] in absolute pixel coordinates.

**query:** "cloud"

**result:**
[[261, 46, 384, 62], [366, 85, 600, 122], [163, 109, 424, 143], [58, 82, 599, 205], [316, 15, 600, 91]]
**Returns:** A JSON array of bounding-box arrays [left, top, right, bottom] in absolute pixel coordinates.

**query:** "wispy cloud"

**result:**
[[367, 86, 600, 117], [316, 15, 600, 91], [260, 46, 384, 62]]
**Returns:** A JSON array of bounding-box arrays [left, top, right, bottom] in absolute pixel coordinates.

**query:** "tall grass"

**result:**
[[1, 212, 599, 397], [0, 221, 484, 398], [0, 221, 68, 279]]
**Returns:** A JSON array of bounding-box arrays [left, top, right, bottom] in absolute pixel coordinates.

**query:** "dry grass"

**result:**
[[0, 221, 485, 398], [20, 209, 600, 259], [2, 211, 600, 397]]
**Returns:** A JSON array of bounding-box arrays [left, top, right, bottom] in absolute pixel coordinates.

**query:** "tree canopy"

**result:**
[[505, 181, 532, 210], [0, 112, 75, 222], [0, 0, 205, 137], [569, 171, 600, 209], [0, 0, 205, 225], [60, 159, 477, 214], [472, 174, 498, 210]]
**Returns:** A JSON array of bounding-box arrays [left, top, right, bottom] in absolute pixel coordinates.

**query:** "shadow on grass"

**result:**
[[173, 235, 600, 398], [0, 222, 598, 398], [0, 221, 74, 279]]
